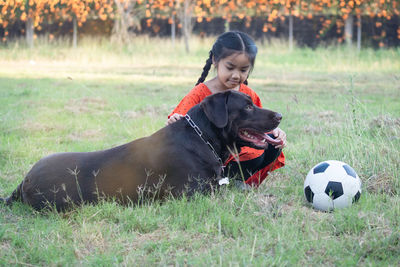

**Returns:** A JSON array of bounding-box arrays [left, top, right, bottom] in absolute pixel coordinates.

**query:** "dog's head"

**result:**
[[200, 90, 282, 149]]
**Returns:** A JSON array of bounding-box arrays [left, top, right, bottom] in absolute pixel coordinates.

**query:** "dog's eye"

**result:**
[[245, 105, 253, 111]]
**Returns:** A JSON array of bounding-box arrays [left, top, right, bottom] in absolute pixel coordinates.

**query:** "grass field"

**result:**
[[0, 37, 399, 266]]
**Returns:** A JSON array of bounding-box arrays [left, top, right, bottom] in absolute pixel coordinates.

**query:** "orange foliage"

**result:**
[[0, 0, 116, 41], [0, 0, 399, 42]]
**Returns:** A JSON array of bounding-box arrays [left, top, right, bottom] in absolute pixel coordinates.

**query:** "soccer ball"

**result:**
[[304, 160, 362, 212]]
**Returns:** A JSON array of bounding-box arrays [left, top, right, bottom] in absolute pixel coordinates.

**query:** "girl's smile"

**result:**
[[207, 52, 251, 93]]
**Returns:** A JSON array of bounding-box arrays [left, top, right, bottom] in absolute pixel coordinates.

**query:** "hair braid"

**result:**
[[195, 51, 213, 86]]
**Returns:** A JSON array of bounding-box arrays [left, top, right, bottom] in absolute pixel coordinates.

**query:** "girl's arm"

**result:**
[[167, 84, 210, 124]]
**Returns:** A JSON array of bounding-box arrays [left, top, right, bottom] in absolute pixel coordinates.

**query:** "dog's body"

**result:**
[[1, 91, 282, 210]]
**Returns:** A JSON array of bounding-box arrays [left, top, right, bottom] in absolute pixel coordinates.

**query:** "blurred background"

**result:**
[[1, 0, 399, 50]]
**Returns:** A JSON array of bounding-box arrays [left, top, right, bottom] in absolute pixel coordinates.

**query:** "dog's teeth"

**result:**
[[242, 130, 257, 140]]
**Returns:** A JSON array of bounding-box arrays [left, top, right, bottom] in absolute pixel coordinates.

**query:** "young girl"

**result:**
[[167, 31, 286, 187]]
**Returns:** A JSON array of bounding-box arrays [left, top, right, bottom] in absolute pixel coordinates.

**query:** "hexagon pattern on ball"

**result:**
[[303, 160, 362, 212]]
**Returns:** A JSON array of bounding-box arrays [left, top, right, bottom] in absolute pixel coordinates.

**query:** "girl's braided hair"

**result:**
[[196, 31, 258, 86]]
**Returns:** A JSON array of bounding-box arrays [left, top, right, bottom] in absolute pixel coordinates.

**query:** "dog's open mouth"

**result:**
[[238, 128, 282, 147]]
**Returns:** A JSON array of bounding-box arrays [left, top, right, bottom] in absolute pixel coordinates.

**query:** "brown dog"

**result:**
[[1, 91, 282, 210]]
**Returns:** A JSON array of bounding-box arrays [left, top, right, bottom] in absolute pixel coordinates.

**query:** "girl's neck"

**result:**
[[204, 77, 240, 94]]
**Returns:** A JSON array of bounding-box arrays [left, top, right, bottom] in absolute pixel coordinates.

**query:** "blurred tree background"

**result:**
[[1, 0, 399, 50]]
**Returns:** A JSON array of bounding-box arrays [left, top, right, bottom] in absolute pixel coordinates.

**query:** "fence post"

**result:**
[[345, 15, 354, 47], [288, 14, 293, 51], [26, 16, 34, 48], [72, 16, 78, 48], [356, 15, 362, 51]]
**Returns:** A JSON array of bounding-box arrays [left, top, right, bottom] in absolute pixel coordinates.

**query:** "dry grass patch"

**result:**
[[119, 105, 170, 119], [72, 222, 110, 260], [119, 227, 235, 265], [365, 172, 397, 195], [369, 115, 400, 139], [23, 121, 66, 133], [64, 97, 108, 115], [67, 129, 105, 142]]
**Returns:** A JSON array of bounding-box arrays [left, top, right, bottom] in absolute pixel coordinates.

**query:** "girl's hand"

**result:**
[[167, 113, 184, 125], [271, 127, 287, 149]]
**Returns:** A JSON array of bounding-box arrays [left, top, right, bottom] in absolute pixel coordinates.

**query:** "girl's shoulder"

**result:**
[[168, 83, 212, 118], [239, 84, 262, 107], [187, 83, 212, 100]]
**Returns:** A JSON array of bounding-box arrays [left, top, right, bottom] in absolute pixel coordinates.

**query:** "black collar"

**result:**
[[184, 114, 224, 171]]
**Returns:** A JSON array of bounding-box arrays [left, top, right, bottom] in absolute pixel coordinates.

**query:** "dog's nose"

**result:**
[[274, 113, 282, 122]]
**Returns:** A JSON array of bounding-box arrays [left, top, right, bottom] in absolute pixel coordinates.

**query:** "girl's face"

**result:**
[[215, 52, 252, 90]]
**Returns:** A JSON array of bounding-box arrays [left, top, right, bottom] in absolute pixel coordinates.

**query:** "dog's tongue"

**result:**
[[263, 132, 283, 146], [240, 129, 283, 147]]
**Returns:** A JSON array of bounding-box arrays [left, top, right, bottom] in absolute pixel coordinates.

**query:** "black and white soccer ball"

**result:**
[[304, 160, 362, 212]]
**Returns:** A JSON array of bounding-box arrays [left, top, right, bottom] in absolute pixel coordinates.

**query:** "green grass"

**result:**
[[1, 37, 399, 266]]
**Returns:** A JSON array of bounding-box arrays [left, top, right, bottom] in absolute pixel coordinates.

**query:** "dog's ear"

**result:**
[[200, 92, 229, 128]]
